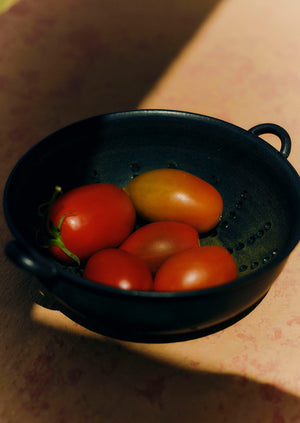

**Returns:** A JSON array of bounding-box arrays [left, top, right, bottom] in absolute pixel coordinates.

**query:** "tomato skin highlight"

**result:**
[[48, 183, 136, 263], [154, 246, 238, 292], [83, 248, 153, 291], [120, 221, 199, 275], [124, 168, 223, 233]]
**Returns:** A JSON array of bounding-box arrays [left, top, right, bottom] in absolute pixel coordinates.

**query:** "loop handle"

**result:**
[[5, 241, 57, 282], [249, 123, 291, 158]]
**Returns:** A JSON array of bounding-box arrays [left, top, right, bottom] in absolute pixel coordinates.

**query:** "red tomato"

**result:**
[[47, 183, 136, 264], [83, 248, 153, 291], [120, 221, 199, 274], [124, 168, 223, 233], [154, 246, 238, 292]]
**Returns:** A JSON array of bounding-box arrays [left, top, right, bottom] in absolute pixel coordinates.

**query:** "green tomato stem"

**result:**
[[37, 186, 80, 266]]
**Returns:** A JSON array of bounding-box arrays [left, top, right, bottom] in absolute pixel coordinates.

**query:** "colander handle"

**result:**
[[248, 123, 291, 158], [5, 240, 57, 283]]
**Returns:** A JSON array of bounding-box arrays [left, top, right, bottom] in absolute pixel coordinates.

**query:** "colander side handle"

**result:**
[[5, 240, 57, 282], [248, 123, 291, 158]]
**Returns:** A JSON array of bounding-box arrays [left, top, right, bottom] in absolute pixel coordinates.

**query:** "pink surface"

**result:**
[[1, 0, 300, 421]]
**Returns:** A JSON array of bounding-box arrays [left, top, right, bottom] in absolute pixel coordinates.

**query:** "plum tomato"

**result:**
[[120, 221, 200, 275], [124, 168, 223, 233], [45, 183, 136, 264], [154, 246, 238, 292], [83, 248, 153, 291]]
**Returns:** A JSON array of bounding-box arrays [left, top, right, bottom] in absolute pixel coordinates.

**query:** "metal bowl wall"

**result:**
[[4, 110, 300, 342]]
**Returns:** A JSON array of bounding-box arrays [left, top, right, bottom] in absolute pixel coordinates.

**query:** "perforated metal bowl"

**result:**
[[4, 110, 300, 342]]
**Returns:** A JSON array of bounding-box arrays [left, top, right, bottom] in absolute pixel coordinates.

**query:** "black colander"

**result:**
[[3, 110, 300, 342]]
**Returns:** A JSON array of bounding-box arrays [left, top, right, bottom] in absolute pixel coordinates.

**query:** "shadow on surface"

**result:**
[[1, 268, 300, 422], [1, 0, 222, 130]]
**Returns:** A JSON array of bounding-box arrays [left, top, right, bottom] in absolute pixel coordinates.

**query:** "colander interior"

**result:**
[[5, 111, 299, 281]]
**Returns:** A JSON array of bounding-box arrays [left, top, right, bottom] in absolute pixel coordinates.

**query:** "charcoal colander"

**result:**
[[3, 110, 300, 342]]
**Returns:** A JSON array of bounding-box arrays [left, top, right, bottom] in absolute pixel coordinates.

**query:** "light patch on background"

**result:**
[[30, 302, 103, 340], [0, 0, 21, 14]]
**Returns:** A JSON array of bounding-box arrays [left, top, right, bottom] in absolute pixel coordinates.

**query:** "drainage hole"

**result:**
[[235, 242, 245, 251], [239, 264, 248, 272], [227, 247, 234, 254], [264, 222, 272, 231], [251, 262, 259, 270], [247, 236, 256, 245], [272, 249, 278, 256], [129, 162, 140, 172], [91, 169, 99, 177], [263, 256, 270, 264], [229, 211, 237, 220], [167, 161, 178, 169], [257, 230, 264, 238], [211, 175, 219, 184], [221, 221, 229, 229], [240, 190, 248, 200], [235, 201, 243, 209]]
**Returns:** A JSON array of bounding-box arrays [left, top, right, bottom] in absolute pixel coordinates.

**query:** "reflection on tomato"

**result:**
[[47, 183, 136, 264], [154, 246, 238, 292], [120, 221, 199, 274], [83, 248, 153, 291], [124, 168, 223, 233]]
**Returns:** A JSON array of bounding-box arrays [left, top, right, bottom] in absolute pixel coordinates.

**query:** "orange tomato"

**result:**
[[124, 169, 223, 233]]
